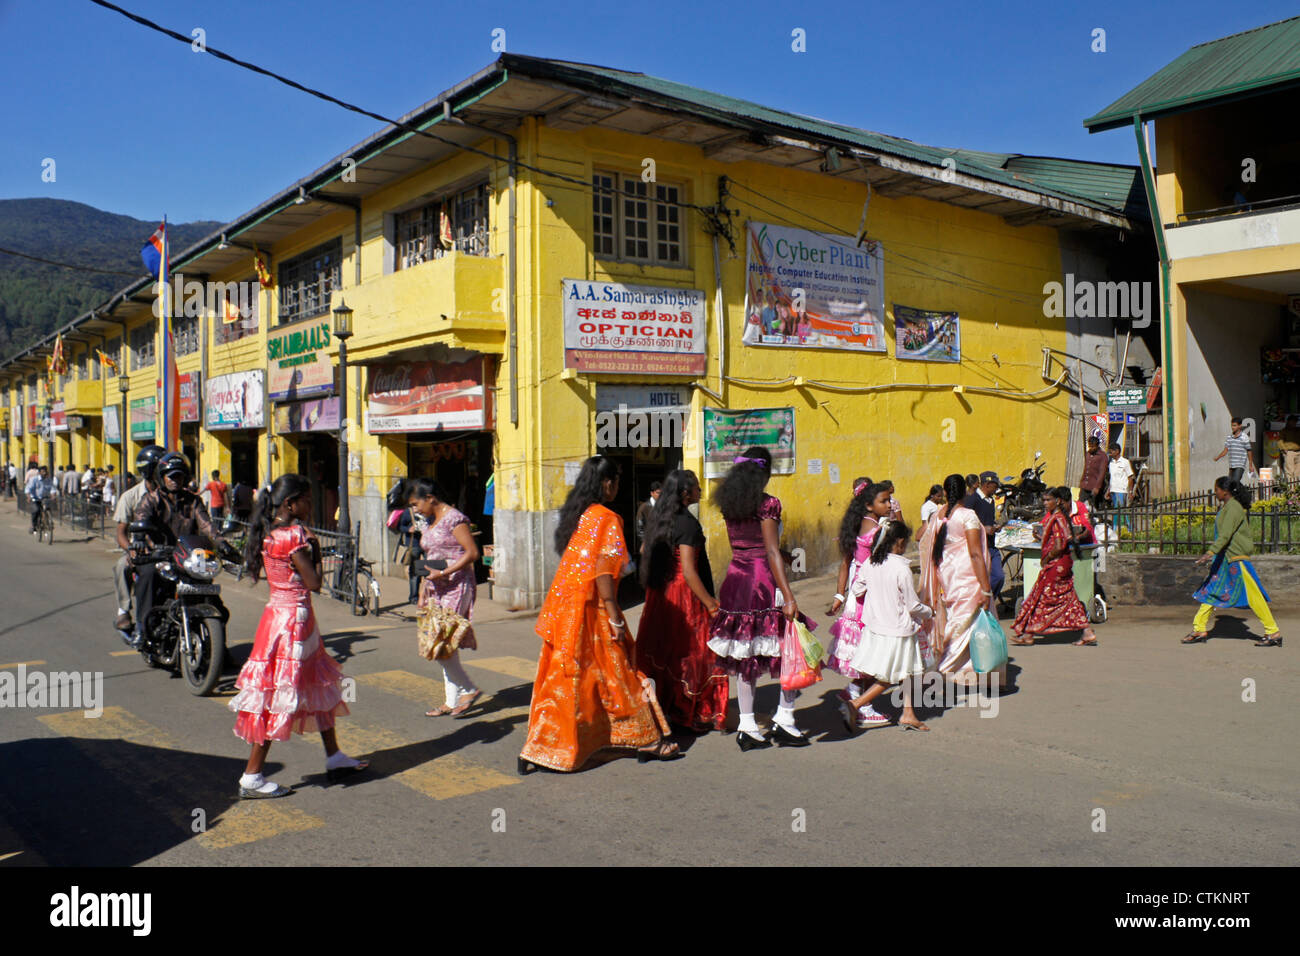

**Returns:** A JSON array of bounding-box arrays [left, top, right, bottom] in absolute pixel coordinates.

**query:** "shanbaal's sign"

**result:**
[[267, 320, 333, 401]]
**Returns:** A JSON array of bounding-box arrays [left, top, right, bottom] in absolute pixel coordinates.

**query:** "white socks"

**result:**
[[326, 751, 363, 771], [239, 772, 281, 794]]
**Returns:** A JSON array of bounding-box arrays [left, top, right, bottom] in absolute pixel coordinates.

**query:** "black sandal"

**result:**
[[1254, 635, 1283, 647], [1181, 632, 1208, 644], [637, 738, 683, 762]]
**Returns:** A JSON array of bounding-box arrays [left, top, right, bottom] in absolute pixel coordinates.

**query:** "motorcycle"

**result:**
[[114, 522, 235, 696], [999, 451, 1049, 521]]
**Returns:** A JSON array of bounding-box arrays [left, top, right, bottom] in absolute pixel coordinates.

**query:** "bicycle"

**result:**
[[322, 543, 381, 617], [35, 499, 54, 545]]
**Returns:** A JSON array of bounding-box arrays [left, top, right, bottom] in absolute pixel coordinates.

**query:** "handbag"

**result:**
[[780, 619, 822, 691], [387, 508, 405, 531], [967, 608, 1009, 674], [417, 601, 471, 661]]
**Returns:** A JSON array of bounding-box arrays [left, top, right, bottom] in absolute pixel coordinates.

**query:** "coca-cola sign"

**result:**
[[365, 358, 489, 433]]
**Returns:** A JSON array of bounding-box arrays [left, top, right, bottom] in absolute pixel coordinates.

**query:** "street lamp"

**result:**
[[118, 374, 129, 482], [332, 300, 353, 536]]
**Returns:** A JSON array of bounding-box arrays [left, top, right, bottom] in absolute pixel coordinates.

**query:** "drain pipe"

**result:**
[[1133, 115, 1176, 491], [444, 100, 518, 426]]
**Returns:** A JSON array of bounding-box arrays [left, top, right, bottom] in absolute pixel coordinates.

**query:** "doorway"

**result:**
[[296, 434, 340, 530]]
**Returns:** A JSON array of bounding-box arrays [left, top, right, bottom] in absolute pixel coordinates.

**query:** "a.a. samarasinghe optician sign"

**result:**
[[562, 279, 706, 375]]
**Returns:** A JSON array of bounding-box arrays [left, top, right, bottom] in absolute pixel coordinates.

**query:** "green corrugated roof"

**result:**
[[1084, 15, 1300, 131], [506, 55, 1144, 222]]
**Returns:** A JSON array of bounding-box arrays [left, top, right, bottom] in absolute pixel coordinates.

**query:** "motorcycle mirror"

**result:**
[[1034, 451, 1042, 460]]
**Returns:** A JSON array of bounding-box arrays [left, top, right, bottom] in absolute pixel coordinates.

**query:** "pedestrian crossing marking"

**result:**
[[467, 655, 537, 682], [0, 851, 21, 862], [39, 706, 326, 850], [0, 660, 47, 670], [332, 720, 519, 800], [109, 650, 138, 657], [355, 670, 444, 707]]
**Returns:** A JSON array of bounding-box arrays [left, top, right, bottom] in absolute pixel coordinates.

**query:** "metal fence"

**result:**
[[56, 492, 111, 537], [218, 517, 376, 615]]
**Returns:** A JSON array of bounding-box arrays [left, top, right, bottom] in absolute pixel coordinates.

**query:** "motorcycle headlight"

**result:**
[[183, 549, 220, 581]]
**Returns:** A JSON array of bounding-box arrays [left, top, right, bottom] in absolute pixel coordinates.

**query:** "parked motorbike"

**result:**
[[1000, 451, 1049, 521], [114, 522, 235, 696]]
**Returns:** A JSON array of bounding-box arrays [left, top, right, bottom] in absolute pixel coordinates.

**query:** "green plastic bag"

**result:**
[[968, 608, 1008, 674]]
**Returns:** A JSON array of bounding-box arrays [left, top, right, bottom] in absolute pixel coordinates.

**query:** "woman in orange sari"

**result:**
[[518, 456, 680, 774]]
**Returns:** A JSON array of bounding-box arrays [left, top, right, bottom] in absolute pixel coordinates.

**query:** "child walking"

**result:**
[[843, 518, 933, 732], [230, 474, 368, 798]]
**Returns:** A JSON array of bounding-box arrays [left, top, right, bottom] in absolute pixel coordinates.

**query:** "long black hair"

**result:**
[[243, 473, 312, 582], [931, 473, 969, 566], [1216, 475, 1252, 511], [555, 456, 620, 556], [838, 481, 889, 559], [713, 446, 772, 521], [409, 477, 451, 505], [640, 469, 699, 590], [1048, 485, 1083, 560], [869, 517, 911, 565]]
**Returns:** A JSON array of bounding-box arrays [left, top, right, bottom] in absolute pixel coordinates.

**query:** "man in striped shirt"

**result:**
[[1213, 417, 1255, 484]]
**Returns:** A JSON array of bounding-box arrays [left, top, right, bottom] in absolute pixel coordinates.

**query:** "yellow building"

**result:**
[[3, 55, 1148, 605], [1086, 15, 1300, 491]]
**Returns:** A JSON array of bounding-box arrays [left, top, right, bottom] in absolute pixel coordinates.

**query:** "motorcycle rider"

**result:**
[[113, 444, 165, 632], [129, 451, 217, 650]]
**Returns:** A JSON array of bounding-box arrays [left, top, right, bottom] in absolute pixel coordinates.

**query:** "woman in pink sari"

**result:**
[[919, 474, 1007, 689]]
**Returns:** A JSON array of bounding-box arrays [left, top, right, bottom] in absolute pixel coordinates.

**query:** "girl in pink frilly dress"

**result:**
[[229, 474, 368, 799]]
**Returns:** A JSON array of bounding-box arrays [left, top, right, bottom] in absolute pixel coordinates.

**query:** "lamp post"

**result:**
[[332, 300, 353, 536], [118, 374, 129, 481]]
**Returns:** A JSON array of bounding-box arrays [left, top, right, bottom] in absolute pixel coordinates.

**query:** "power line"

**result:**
[[0, 244, 141, 276], [87, 0, 711, 215]]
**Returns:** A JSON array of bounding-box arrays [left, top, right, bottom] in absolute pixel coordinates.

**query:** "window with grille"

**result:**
[[592, 171, 685, 266], [278, 238, 343, 325], [130, 323, 155, 371], [174, 315, 200, 356], [394, 182, 491, 270], [215, 279, 260, 344]]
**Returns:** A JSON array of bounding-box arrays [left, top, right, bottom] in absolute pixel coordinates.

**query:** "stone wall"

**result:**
[[1097, 552, 1300, 607]]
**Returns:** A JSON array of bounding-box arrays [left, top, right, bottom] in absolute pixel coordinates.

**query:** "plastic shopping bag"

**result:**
[[968, 608, 1009, 674], [780, 619, 822, 691], [792, 617, 824, 669]]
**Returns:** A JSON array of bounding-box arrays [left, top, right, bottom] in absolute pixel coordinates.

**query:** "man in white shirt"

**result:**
[[1106, 443, 1134, 533], [62, 465, 80, 497], [82, 464, 95, 489]]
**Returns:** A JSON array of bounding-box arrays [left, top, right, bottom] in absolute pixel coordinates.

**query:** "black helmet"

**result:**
[[156, 451, 191, 489], [135, 444, 166, 482]]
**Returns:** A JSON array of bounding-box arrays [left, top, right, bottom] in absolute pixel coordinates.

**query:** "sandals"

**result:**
[[449, 689, 482, 717], [1009, 636, 1035, 646], [1072, 636, 1099, 647], [1181, 632, 1209, 644], [898, 719, 930, 732], [637, 738, 683, 762], [1254, 635, 1283, 647], [425, 704, 454, 717]]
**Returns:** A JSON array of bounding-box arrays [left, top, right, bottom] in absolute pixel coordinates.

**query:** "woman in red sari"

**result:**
[[1012, 486, 1099, 647], [636, 469, 727, 732], [519, 456, 680, 773]]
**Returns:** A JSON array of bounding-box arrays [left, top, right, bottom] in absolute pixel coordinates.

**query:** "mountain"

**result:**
[[0, 198, 222, 358]]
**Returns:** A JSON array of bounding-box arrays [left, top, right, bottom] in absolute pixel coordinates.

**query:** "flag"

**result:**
[[144, 218, 180, 452], [253, 245, 272, 288], [96, 349, 119, 374], [51, 334, 67, 375], [223, 296, 242, 325], [439, 209, 454, 249]]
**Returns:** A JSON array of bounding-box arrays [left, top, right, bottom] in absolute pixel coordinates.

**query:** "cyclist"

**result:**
[[25, 465, 56, 535], [129, 451, 216, 650], [112, 445, 165, 633]]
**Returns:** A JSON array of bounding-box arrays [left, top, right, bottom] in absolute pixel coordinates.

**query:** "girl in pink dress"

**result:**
[[230, 475, 368, 799]]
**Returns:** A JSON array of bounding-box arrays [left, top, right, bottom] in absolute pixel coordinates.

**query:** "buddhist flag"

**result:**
[[439, 209, 454, 249], [51, 334, 67, 375], [96, 349, 119, 374], [253, 245, 272, 288], [223, 296, 242, 325]]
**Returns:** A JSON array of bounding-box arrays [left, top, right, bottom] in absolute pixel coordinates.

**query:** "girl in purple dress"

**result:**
[[708, 446, 818, 750], [411, 478, 482, 717]]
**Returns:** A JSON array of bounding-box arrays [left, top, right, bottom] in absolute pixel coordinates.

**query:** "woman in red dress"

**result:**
[[230, 475, 369, 798], [636, 470, 727, 732], [1011, 486, 1099, 647]]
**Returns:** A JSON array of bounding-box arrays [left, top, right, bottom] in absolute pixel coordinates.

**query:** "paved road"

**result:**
[[0, 501, 1296, 866]]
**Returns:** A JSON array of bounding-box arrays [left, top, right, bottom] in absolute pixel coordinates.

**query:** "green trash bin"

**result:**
[[1018, 544, 1099, 620]]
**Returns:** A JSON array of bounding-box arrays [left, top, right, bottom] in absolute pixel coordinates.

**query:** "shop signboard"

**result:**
[[595, 385, 691, 415], [104, 405, 121, 444], [27, 405, 38, 433], [51, 401, 68, 432], [366, 358, 489, 433], [180, 371, 201, 422], [743, 221, 885, 352], [130, 396, 156, 440], [205, 370, 265, 430], [267, 320, 334, 401], [562, 279, 706, 375], [702, 406, 796, 479], [67, 415, 86, 431], [1105, 386, 1147, 411], [274, 396, 340, 434]]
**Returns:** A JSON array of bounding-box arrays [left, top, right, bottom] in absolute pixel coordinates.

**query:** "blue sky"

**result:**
[[1, 0, 1294, 223]]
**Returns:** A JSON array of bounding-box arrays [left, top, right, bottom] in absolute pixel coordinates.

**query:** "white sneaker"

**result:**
[[858, 705, 893, 728]]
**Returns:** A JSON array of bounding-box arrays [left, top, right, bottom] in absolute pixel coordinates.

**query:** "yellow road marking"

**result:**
[[335, 720, 519, 800], [39, 706, 325, 850], [355, 669, 444, 707], [0, 851, 21, 862], [467, 655, 537, 682], [0, 660, 46, 670], [109, 650, 138, 657]]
